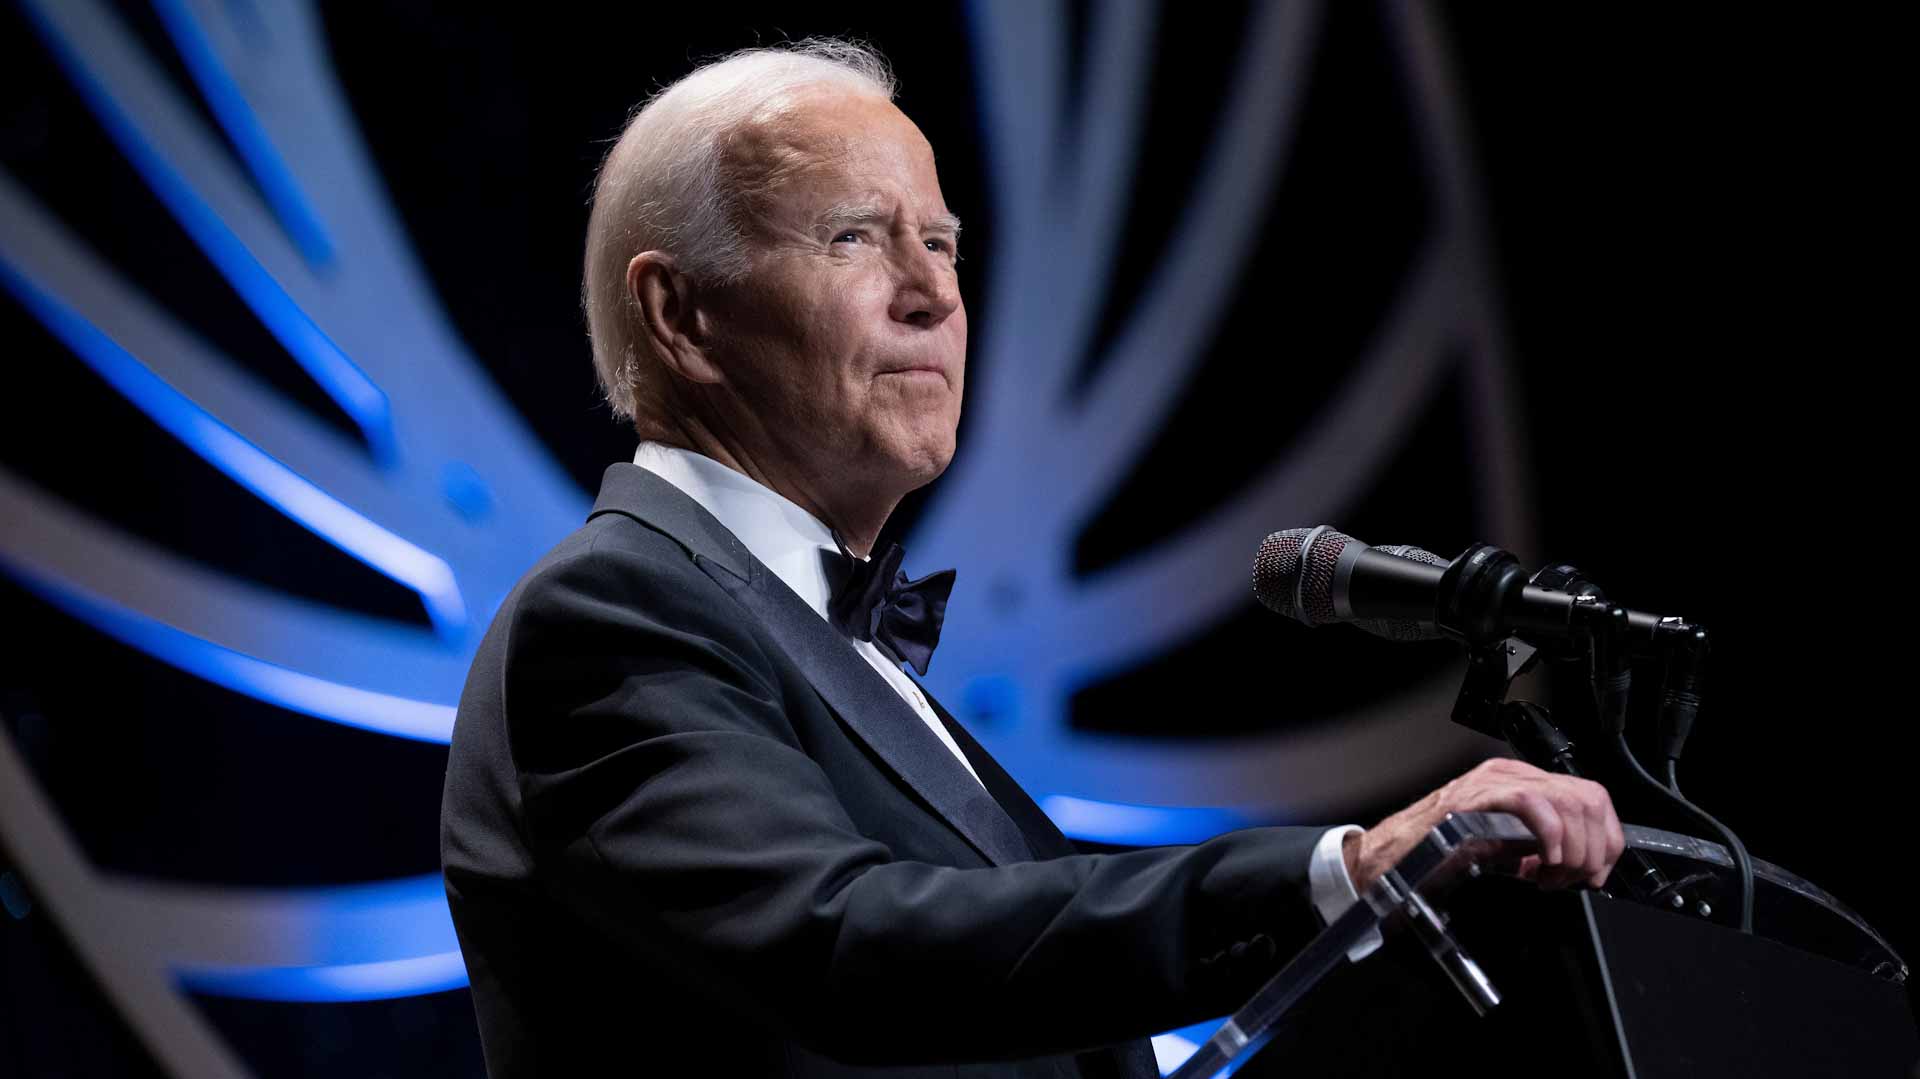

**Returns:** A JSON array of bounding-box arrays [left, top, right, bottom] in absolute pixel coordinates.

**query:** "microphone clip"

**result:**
[[1451, 636, 1540, 739]]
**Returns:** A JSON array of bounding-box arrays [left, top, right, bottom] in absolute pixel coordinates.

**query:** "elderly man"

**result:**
[[441, 40, 1623, 1078]]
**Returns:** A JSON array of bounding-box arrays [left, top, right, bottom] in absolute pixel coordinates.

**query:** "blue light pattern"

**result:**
[[0, 0, 1522, 1059], [0, 257, 467, 637]]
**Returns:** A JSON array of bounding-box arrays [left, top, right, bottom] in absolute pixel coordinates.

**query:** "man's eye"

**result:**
[[832, 231, 862, 244], [925, 239, 957, 258]]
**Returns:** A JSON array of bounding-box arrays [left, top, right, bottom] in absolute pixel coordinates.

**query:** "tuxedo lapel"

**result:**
[[589, 464, 1033, 869], [706, 562, 1034, 868], [924, 693, 1079, 861]]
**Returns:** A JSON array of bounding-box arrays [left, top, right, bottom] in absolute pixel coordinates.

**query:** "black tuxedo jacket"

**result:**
[[441, 464, 1328, 1076]]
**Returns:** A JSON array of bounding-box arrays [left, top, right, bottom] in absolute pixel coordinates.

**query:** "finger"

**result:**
[[1575, 782, 1610, 887], [1585, 808, 1610, 888], [1528, 856, 1574, 890], [1515, 853, 1542, 882], [1554, 785, 1588, 877], [1515, 790, 1564, 867], [1601, 798, 1627, 887]]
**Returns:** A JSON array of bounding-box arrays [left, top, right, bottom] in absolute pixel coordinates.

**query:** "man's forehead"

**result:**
[[729, 98, 951, 224], [735, 90, 923, 166]]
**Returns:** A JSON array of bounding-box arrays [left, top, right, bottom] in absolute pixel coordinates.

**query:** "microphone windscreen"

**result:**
[[1253, 526, 1356, 626], [1252, 528, 1311, 619]]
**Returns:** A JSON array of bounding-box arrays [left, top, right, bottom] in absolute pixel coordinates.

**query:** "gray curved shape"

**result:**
[[0, 0, 1542, 1052], [25, 0, 585, 569], [967, 2, 1067, 227], [1047, 241, 1459, 672], [935, 0, 1322, 541], [1054, 0, 1325, 507], [94, 874, 458, 969], [0, 171, 459, 562], [0, 468, 465, 738], [8, 0, 591, 731], [967, 0, 1158, 418], [1385, 0, 1536, 556], [916, 0, 1322, 608], [0, 732, 254, 1078], [914, 238, 1455, 702], [912, 0, 1534, 821], [0, 173, 470, 631]]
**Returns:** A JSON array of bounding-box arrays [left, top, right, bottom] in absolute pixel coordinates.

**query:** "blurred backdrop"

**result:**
[[0, 2, 1905, 1075]]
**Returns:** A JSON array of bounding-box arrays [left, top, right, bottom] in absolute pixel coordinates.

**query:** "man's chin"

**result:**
[[886, 435, 957, 493], [901, 450, 954, 491]]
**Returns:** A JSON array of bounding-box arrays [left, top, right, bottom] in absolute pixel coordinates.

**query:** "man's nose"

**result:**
[[889, 250, 960, 328]]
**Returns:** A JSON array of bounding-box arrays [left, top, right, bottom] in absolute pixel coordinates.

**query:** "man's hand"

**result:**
[[1342, 757, 1624, 893]]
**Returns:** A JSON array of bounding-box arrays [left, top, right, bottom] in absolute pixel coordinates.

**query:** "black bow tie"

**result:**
[[824, 542, 955, 676]]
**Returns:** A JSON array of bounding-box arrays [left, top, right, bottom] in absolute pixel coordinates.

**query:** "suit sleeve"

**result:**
[[503, 537, 1327, 1065]]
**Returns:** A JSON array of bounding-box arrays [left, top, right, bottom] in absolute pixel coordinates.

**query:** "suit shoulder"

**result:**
[[518, 511, 699, 590], [490, 512, 768, 668]]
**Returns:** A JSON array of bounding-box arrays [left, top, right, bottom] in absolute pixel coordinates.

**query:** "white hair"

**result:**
[[582, 39, 898, 422]]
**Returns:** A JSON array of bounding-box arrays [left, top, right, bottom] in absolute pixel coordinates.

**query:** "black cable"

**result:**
[[1584, 605, 1751, 931], [1614, 732, 1754, 933], [1664, 757, 1684, 801]]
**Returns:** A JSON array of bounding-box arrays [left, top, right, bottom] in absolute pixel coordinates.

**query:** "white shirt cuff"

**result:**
[[1308, 824, 1382, 962]]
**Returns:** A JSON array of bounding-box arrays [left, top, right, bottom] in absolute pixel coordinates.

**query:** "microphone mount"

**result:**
[[1449, 630, 1696, 915]]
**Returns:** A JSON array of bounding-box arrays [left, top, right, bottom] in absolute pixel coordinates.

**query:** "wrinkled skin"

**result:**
[[623, 86, 1623, 901], [627, 89, 964, 557], [1348, 757, 1624, 892]]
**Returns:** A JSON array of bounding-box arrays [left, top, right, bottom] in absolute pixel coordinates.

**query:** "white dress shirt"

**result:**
[[630, 442, 1377, 960], [632, 442, 984, 788]]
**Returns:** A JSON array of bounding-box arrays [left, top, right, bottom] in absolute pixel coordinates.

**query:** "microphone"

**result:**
[[1253, 526, 1666, 645], [1252, 528, 1450, 641]]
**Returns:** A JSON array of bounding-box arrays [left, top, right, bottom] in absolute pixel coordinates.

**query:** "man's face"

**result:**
[[700, 90, 966, 506]]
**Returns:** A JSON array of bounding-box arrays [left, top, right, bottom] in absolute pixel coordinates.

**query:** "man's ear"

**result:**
[[629, 251, 724, 385]]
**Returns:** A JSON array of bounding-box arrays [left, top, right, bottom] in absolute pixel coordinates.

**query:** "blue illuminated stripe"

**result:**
[[1152, 1016, 1230, 1076], [0, 258, 466, 637], [7, 562, 456, 742], [178, 951, 469, 1002], [19, 0, 393, 461], [145, 874, 462, 1002], [147, 0, 335, 268], [1040, 795, 1249, 846]]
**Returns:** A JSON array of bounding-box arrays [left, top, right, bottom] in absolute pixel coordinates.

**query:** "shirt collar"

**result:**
[[631, 442, 840, 620]]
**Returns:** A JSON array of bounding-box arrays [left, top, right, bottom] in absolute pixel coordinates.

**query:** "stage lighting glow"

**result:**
[[1151, 1017, 1234, 1076], [11, 563, 457, 743], [147, 0, 336, 269], [21, 0, 391, 460], [0, 260, 466, 638], [1039, 795, 1249, 846], [178, 951, 469, 1003]]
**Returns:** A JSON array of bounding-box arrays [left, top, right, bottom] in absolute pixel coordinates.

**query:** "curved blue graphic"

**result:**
[[179, 951, 471, 1003], [148, 0, 337, 269], [20, 0, 392, 461], [0, 2, 1525, 1074], [0, 258, 467, 638], [1040, 796, 1252, 847]]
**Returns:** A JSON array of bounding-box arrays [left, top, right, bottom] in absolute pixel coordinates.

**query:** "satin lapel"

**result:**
[[587, 464, 752, 579], [590, 462, 1030, 866], [924, 693, 1080, 861], [699, 559, 1033, 869]]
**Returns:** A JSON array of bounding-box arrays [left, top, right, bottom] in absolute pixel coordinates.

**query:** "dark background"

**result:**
[[1, 2, 1907, 1075]]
